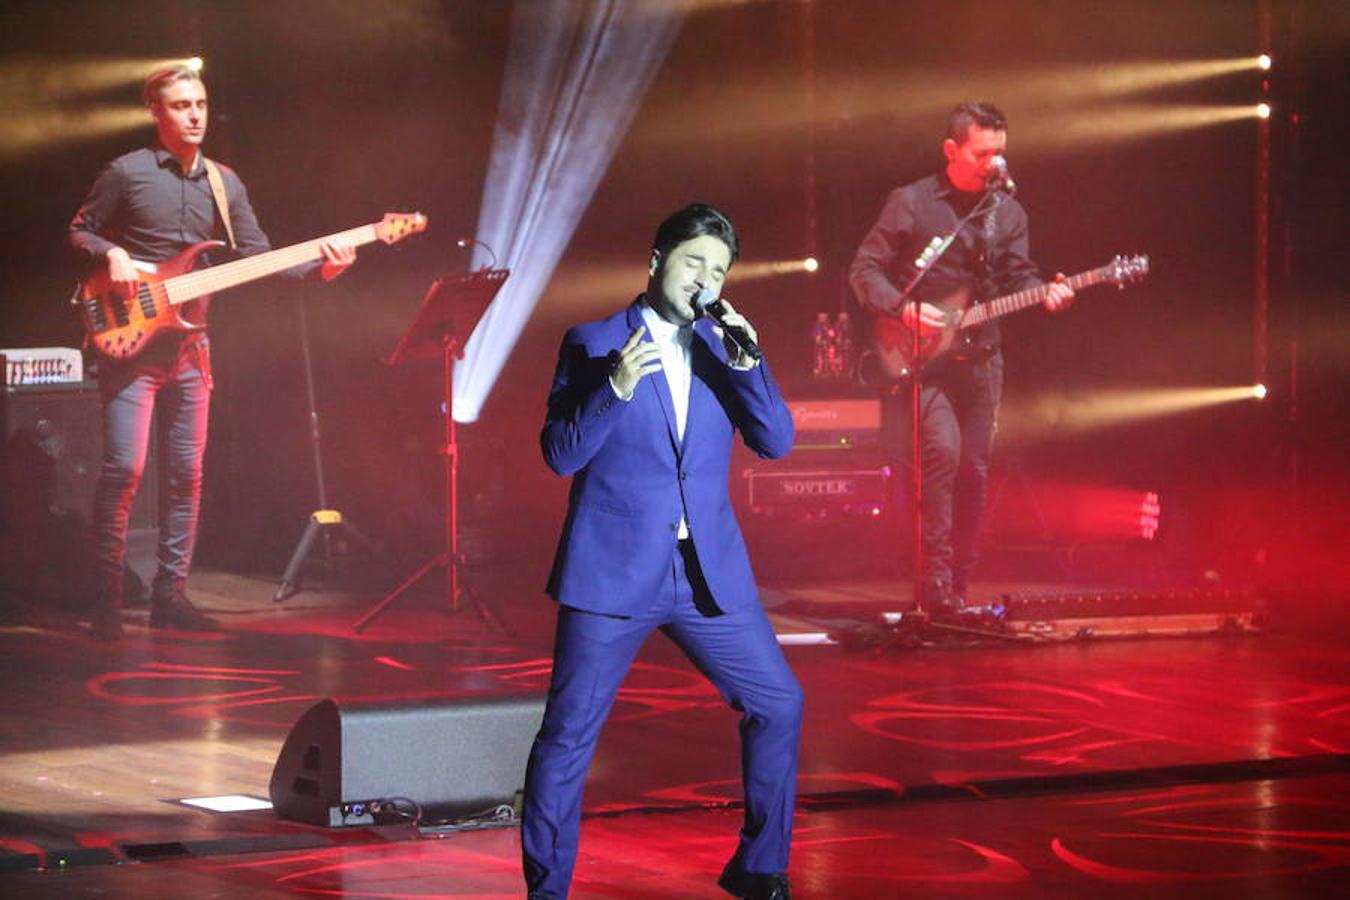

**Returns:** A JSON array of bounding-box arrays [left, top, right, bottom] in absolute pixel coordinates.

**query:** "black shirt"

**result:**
[[67, 146, 273, 268], [67, 146, 316, 350], [849, 171, 1044, 351]]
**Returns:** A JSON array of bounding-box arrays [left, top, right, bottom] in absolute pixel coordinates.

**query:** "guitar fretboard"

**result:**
[[162, 224, 380, 305], [959, 266, 1111, 330]]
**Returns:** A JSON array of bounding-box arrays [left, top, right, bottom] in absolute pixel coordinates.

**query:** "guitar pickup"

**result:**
[[84, 297, 109, 332], [136, 285, 158, 319], [110, 295, 131, 327]]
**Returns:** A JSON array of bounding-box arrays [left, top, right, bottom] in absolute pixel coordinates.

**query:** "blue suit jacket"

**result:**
[[542, 300, 795, 617]]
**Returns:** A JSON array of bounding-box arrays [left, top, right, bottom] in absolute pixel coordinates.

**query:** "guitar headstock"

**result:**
[[1106, 254, 1149, 286], [375, 212, 429, 245]]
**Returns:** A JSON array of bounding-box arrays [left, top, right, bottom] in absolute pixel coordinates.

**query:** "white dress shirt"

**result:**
[[641, 306, 692, 539], [640, 305, 693, 442], [606, 306, 694, 539]]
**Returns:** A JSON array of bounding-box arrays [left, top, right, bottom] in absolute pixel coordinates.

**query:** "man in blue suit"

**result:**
[[523, 204, 801, 900]]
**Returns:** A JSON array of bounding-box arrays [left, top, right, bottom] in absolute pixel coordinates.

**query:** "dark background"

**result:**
[[2, 0, 1345, 601]]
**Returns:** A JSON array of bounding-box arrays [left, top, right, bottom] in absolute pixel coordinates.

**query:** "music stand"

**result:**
[[352, 269, 510, 634]]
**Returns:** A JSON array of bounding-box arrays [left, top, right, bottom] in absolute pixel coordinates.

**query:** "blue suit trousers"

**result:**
[[522, 540, 802, 898]]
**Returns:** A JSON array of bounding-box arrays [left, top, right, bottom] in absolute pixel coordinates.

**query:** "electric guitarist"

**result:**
[[66, 65, 358, 639], [848, 101, 1074, 615]]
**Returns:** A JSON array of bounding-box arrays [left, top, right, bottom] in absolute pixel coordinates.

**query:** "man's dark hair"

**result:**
[[142, 64, 203, 107], [651, 203, 740, 265], [946, 101, 1007, 144]]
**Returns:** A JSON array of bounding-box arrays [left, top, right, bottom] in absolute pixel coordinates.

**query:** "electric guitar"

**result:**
[[865, 254, 1149, 381], [74, 211, 428, 360]]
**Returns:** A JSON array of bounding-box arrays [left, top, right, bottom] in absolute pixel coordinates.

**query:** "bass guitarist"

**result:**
[[848, 101, 1073, 615], [67, 64, 357, 639]]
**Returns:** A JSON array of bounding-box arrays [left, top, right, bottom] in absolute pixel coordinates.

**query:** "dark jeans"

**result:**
[[886, 352, 1003, 602], [92, 335, 211, 594]]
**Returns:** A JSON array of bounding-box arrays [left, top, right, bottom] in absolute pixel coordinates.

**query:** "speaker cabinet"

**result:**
[[269, 694, 546, 827], [0, 381, 156, 530]]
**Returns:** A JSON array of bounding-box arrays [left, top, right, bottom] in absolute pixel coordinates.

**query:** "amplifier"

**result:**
[[744, 466, 891, 516], [2, 347, 83, 386], [1, 381, 157, 530], [787, 397, 882, 451]]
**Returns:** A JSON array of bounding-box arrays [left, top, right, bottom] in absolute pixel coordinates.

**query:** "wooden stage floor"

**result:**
[[1, 567, 1347, 897]]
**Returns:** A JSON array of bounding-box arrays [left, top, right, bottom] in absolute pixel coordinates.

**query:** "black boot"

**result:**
[[922, 580, 964, 620], [88, 578, 125, 640], [150, 578, 220, 631]]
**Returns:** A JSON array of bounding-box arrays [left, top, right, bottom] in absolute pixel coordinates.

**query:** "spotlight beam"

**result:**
[[730, 258, 820, 280], [452, 4, 688, 423], [0, 106, 146, 158], [1000, 385, 1268, 443], [0, 56, 201, 102], [0, 56, 201, 158]]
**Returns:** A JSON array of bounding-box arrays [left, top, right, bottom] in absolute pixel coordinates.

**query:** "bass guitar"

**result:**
[[74, 211, 427, 360], [866, 254, 1149, 381]]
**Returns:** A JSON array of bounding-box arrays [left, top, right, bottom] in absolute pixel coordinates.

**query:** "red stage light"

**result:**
[[989, 481, 1163, 543]]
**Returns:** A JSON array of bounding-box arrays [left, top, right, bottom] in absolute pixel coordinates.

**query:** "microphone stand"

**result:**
[[274, 288, 387, 603], [894, 180, 1004, 616]]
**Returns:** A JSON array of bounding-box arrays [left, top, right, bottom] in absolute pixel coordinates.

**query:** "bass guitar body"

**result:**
[[76, 241, 224, 361], [72, 211, 428, 361]]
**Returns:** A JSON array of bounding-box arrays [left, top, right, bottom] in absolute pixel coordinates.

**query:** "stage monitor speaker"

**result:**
[[0, 381, 156, 531], [269, 694, 546, 828]]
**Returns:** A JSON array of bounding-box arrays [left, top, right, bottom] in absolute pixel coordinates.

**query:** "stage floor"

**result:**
[[1, 567, 1347, 897]]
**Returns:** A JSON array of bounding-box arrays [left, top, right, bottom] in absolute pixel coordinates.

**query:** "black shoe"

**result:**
[[150, 588, 220, 631], [921, 580, 963, 615], [719, 864, 791, 900], [926, 598, 966, 622]]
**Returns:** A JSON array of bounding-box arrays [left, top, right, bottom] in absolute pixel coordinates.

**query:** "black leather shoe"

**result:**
[[921, 581, 964, 617], [150, 588, 220, 631], [719, 865, 791, 900]]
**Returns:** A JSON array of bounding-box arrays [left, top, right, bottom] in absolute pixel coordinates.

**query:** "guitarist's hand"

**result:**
[[901, 301, 947, 332], [319, 239, 358, 281], [1044, 273, 1075, 312], [106, 247, 139, 300]]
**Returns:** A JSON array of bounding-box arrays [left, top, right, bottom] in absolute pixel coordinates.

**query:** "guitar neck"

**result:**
[[959, 266, 1111, 330], [162, 223, 380, 305]]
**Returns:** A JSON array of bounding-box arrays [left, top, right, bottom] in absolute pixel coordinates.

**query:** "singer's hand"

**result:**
[[609, 325, 662, 398], [901, 301, 947, 332], [712, 299, 759, 367], [1043, 273, 1075, 312]]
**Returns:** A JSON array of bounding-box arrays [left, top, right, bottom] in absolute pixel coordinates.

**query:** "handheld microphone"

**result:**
[[987, 156, 1016, 194], [695, 289, 763, 362]]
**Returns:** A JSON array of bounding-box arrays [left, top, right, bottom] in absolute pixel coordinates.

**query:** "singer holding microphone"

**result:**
[[522, 203, 800, 900], [849, 101, 1074, 615]]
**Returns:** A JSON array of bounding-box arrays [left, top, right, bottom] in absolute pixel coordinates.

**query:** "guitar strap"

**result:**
[[194, 157, 232, 390], [202, 158, 236, 250]]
